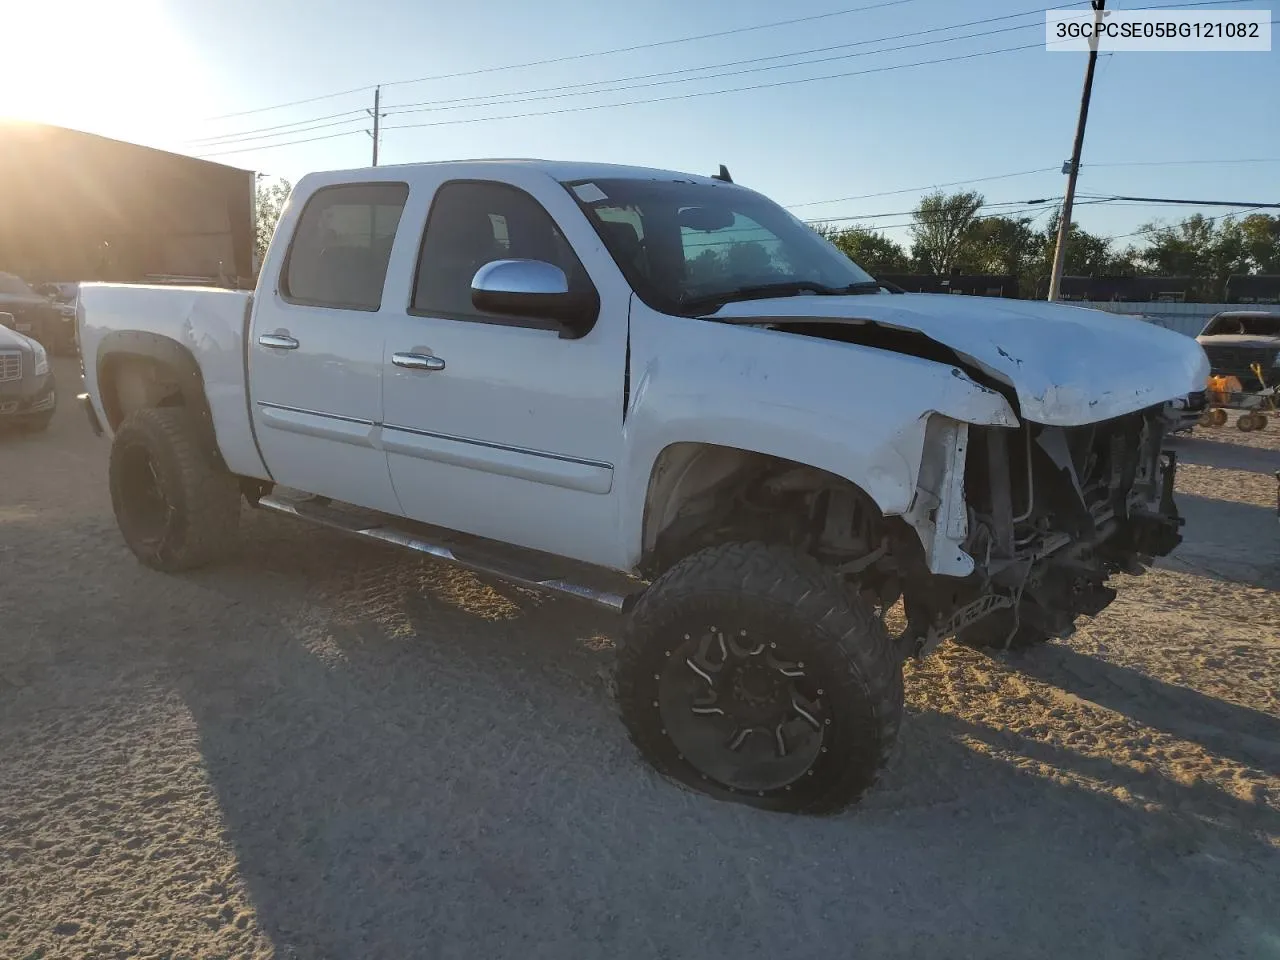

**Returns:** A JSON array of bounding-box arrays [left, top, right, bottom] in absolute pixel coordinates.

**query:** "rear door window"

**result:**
[[282, 182, 409, 311]]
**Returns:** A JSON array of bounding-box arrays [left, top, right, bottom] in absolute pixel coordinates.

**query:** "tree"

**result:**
[[254, 176, 292, 266], [961, 215, 1039, 277], [1135, 214, 1252, 301], [909, 190, 984, 274], [1240, 214, 1280, 274], [813, 223, 911, 274], [725, 240, 777, 278]]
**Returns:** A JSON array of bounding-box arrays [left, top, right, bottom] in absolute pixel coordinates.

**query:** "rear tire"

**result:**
[[108, 407, 240, 572], [616, 541, 903, 815]]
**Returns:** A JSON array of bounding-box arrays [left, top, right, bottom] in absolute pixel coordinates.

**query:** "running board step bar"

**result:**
[[256, 493, 640, 613]]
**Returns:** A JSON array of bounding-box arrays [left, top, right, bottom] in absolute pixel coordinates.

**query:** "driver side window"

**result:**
[[412, 181, 588, 324]]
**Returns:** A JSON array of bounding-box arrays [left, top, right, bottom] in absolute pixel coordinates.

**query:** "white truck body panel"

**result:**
[[370, 162, 634, 567], [711, 293, 1210, 427], [77, 157, 1207, 579], [77, 284, 268, 479], [616, 297, 1016, 571]]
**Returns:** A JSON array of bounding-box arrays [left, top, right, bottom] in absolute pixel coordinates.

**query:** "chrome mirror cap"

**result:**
[[471, 259, 569, 297]]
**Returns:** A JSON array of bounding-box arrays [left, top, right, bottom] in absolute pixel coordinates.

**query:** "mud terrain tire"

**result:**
[[617, 541, 903, 814], [108, 407, 240, 572]]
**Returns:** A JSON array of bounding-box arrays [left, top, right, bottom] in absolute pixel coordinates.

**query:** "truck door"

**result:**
[[379, 176, 630, 569], [247, 181, 406, 514]]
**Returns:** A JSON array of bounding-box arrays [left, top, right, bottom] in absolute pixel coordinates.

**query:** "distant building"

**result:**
[[1034, 275, 1193, 303], [0, 122, 256, 286], [878, 273, 1019, 298], [1225, 274, 1280, 305]]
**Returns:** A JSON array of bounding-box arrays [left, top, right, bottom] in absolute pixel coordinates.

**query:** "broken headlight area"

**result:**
[[900, 406, 1181, 654]]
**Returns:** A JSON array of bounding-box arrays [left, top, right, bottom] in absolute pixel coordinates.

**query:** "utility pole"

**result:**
[[1048, 0, 1106, 301], [367, 85, 383, 166]]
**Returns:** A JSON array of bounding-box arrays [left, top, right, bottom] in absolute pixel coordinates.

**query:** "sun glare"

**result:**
[[0, 0, 212, 149]]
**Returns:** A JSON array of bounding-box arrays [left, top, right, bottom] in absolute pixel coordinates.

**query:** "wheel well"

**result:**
[[639, 442, 907, 579], [99, 355, 187, 431], [96, 336, 223, 470]]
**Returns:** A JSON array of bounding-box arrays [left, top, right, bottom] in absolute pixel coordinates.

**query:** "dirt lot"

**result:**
[[3, 358, 1279, 960]]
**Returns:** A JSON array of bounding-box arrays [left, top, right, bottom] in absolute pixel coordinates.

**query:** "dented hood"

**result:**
[[710, 293, 1210, 426]]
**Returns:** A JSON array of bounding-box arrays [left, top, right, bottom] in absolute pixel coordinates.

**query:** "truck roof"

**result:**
[[305, 158, 738, 188]]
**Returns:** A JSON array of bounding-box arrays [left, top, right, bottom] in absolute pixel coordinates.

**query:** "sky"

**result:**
[[2, 0, 1277, 252]]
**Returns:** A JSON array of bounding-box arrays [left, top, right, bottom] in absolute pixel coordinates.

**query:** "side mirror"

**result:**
[[471, 259, 598, 339]]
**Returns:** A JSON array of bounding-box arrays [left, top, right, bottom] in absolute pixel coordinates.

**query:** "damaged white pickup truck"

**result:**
[[77, 159, 1209, 813]]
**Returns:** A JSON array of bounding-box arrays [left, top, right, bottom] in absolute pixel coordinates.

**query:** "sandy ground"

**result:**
[[2, 358, 1278, 960]]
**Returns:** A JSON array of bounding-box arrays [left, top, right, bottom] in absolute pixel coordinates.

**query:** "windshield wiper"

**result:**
[[680, 280, 881, 313]]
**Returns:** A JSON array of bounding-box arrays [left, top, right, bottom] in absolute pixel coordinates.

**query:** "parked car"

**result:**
[[0, 317, 56, 432], [1196, 310, 1280, 384], [0, 272, 63, 353], [76, 159, 1207, 813], [35, 281, 81, 354]]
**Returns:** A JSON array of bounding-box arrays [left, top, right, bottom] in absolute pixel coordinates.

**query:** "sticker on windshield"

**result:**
[[572, 182, 608, 203]]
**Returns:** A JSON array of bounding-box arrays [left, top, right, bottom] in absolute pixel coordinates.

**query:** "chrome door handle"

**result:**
[[393, 352, 445, 371], [259, 333, 299, 350]]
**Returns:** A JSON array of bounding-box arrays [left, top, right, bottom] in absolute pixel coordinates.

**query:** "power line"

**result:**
[[1101, 206, 1270, 243], [382, 6, 1064, 115], [202, 86, 373, 122], [380, 0, 923, 88], [809, 198, 1063, 224], [381, 39, 1049, 135], [1088, 157, 1280, 168], [195, 37, 1046, 157], [197, 128, 367, 158], [197, 0, 923, 123], [193, 5, 1062, 147], [188, 108, 369, 145], [787, 168, 1062, 208], [379, 21, 1048, 120], [189, 114, 372, 148], [192, 17, 1048, 150], [191, 0, 1247, 137], [192, 4, 1273, 158], [380, 4, 1270, 136], [1079, 194, 1280, 208]]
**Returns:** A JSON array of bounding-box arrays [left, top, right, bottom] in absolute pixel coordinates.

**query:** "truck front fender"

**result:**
[[617, 313, 1019, 574]]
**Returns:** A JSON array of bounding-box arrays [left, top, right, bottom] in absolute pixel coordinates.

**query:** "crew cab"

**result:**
[[76, 159, 1209, 814]]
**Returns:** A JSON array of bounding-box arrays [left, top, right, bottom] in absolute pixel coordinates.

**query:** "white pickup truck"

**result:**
[[76, 159, 1209, 813]]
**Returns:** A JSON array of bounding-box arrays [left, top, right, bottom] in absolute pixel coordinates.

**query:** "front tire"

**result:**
[[617, 542, 903, 814], [108, 407, 241, 572]]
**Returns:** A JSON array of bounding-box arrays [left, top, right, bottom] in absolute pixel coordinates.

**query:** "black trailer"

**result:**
[[0, 123, 256, 295]]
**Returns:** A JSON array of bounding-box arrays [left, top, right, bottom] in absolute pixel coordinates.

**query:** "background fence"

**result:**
[[1074, 302, 1280, 338]]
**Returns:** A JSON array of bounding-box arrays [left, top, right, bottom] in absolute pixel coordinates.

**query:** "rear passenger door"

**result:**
[[248, 181, 407, 514]]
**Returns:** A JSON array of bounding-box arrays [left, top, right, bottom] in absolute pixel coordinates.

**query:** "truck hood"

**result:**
[[709, 293, 1210, 426]]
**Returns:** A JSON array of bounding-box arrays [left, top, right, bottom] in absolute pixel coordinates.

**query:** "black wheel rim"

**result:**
[[657, 625, 828, 794], [118, 445, 171, 546]]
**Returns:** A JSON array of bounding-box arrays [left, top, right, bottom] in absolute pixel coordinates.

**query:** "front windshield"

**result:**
[[0, 272, 37, 297], [1203, 313, 1280, 337], [567, 178, 876, 314]]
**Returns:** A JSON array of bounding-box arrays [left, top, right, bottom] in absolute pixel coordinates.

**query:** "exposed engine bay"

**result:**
[[645, 402, 1185, 658]]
